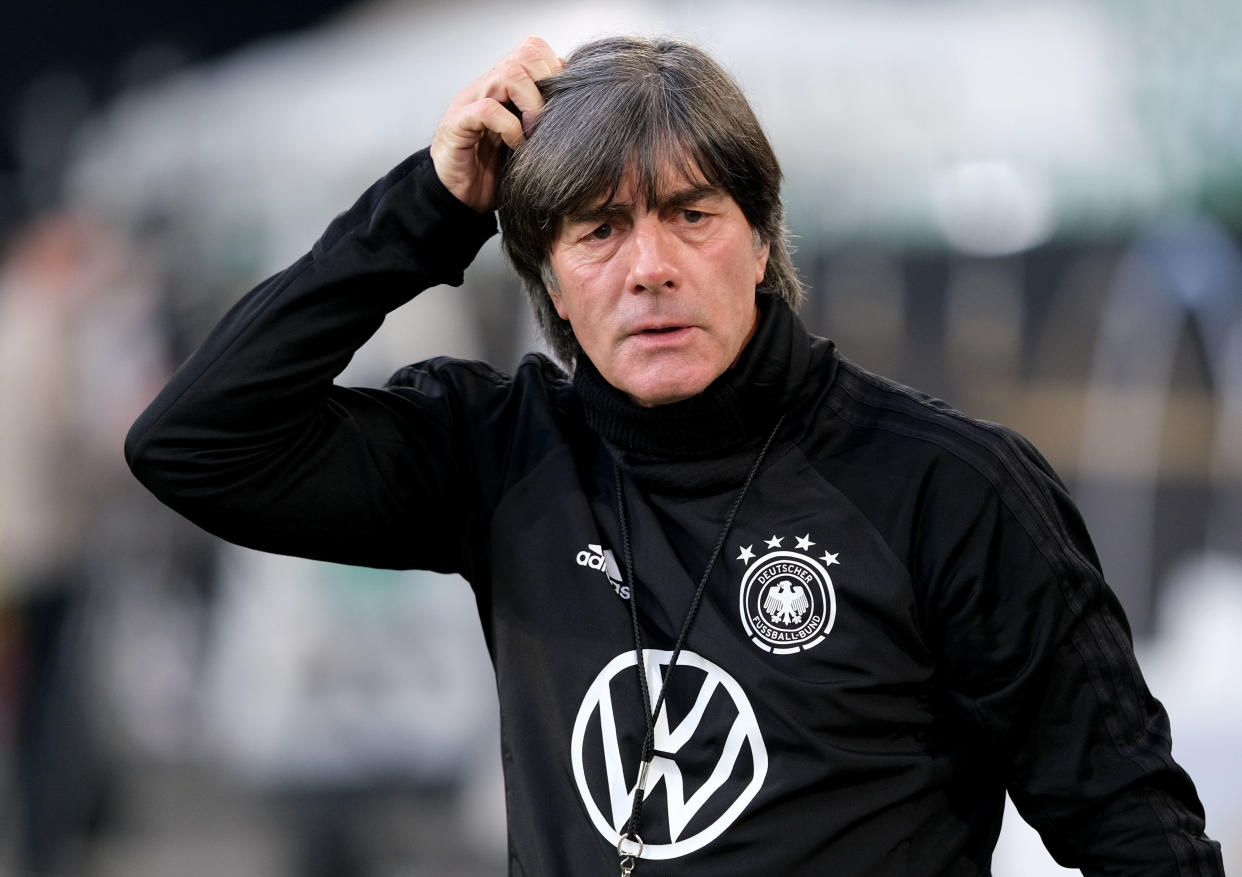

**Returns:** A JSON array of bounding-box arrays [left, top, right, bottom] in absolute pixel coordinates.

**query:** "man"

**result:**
[[126, 35, 1223, 876]]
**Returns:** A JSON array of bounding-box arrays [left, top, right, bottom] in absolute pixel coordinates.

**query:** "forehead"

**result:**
[[567, 156, 722, 217], [616, 156, 710, 198]]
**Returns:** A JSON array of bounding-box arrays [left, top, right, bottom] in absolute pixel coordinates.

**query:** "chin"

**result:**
[[624, 374, 714, 408]]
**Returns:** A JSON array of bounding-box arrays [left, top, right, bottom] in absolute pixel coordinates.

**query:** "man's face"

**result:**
[[547, 164, 769, 407]]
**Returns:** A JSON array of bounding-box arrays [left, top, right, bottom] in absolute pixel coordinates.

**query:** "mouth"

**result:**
[[626, 324, 695, 349]]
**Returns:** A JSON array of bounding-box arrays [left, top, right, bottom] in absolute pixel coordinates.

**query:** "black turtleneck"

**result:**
[[573, 295, 821, 492]]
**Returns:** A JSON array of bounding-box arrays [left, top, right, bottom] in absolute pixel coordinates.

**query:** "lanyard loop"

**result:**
[[617, 833, 644, 876]]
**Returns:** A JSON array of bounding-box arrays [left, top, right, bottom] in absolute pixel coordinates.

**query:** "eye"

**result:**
[[589, 223, 613, 241], [682, 209, 705, 224]]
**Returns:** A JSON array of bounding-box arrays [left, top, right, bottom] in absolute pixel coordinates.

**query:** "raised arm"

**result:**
[[125, 39, 562, 574]]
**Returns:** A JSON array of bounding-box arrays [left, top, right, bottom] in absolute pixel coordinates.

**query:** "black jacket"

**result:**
[[126, 149, 1223, 876]]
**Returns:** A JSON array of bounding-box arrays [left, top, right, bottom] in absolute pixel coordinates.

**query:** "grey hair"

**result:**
[[498, 35, 804, 367]]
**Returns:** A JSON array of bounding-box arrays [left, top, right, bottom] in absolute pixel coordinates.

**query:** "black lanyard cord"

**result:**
[[612, 413, 785, 874]]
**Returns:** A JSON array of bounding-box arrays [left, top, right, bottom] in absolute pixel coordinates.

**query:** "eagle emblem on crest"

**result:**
[[763, 580, 809, 625]]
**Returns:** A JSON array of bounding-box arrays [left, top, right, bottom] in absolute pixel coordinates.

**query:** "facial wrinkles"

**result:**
[[557, 185, 750, 321], [547, 161, 766, 406], [563, 182, 723, 229]]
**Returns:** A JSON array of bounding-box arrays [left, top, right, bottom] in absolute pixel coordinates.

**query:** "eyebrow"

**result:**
[[658, 183, 726, 210], [563, 183, 726, 227]]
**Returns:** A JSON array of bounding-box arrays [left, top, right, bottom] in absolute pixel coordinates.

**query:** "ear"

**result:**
[[542, 260, 569, 320], [754, 241, 770, 286], [548, 285, 569, 321]]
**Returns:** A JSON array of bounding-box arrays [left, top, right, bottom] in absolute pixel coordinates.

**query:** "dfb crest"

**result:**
[[736, 534, 838, 653]]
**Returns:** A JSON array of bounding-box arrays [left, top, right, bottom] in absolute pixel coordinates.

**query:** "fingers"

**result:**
[[469, 37, 562, 132], [515, 35, 562, 81], [453, 96, 526, 151], [431, 36, 564, 211], [509, 35, 563, 94]]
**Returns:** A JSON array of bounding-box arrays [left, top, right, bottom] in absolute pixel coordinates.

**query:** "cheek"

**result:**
[[551, 262, 612, 324]]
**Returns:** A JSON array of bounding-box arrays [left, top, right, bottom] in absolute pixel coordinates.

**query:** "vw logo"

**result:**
[[570, 649, 767, 860]]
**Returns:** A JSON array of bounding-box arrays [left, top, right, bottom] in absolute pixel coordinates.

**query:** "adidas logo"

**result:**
[[576, 544, 630, 600]]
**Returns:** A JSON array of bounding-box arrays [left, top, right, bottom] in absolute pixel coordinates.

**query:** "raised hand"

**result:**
[[430, 36, 563, 212]]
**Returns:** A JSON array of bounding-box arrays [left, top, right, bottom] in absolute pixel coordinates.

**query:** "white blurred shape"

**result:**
[[1138, 553, 1242, 850], [994, 794, 1077, 875], [66, 1, 1160, 252], [1141, 553, 1242, 726], [931, 160, 1055, 256]]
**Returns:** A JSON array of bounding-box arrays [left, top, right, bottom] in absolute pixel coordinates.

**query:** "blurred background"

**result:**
[[1, 0, 1239, 874]]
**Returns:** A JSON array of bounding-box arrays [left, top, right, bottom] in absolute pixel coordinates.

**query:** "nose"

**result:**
[[625, 216, 679, 293]]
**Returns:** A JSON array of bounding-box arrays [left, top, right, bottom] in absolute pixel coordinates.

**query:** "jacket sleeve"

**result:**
[[921, 430, 1224, 875], [124, 148, 499, 574]]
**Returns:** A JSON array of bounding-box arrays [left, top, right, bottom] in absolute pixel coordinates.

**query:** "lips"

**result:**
[[629, 317, 694, 335], [630, 324, 693, 341], [625, 324, 696, 352]]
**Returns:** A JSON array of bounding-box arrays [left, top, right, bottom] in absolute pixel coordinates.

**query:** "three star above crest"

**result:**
[[736, 535, 841, 567]]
